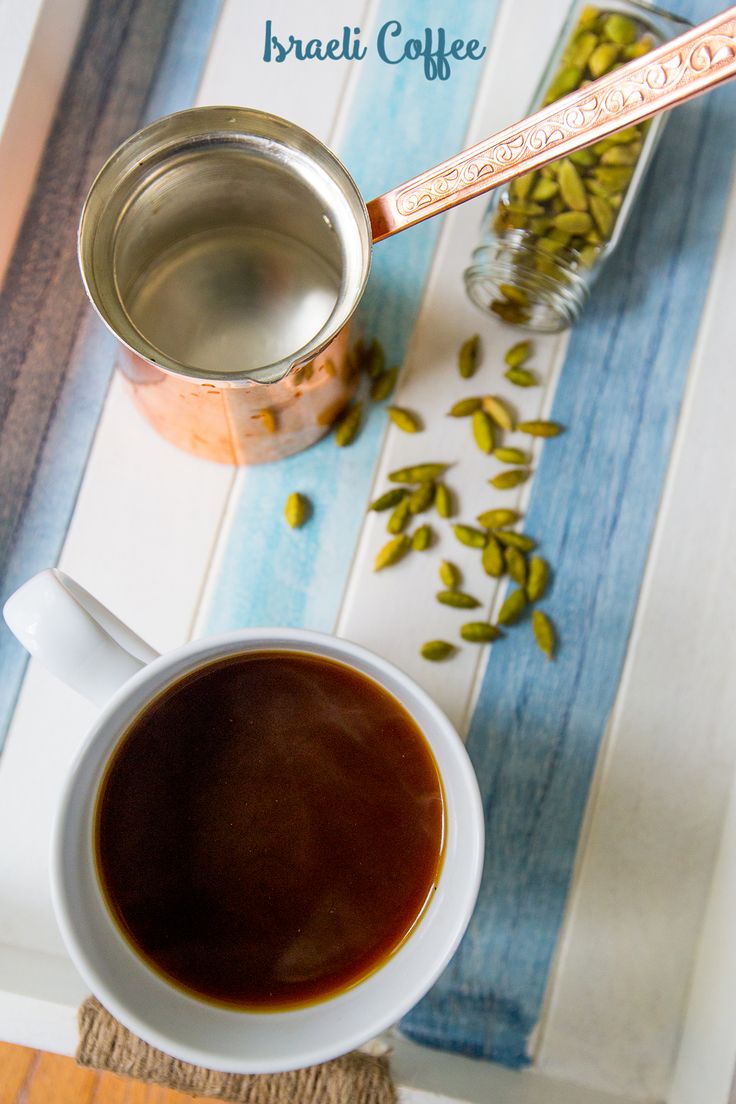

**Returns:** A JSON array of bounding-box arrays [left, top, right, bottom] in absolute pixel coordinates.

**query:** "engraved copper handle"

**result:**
[[367, 6, 736, 242]]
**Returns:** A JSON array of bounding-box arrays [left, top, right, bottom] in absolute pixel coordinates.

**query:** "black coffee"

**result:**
[[95, 650, 444, 1009]]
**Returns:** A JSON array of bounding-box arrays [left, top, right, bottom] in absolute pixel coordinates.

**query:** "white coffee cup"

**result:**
[[3, 569, 484, 1073]]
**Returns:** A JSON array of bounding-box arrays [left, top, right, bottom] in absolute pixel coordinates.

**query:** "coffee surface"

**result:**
[[95, 650, 444, 1008]]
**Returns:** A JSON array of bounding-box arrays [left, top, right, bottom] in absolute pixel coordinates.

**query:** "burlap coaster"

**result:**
[[77, 997, 396, 1104]]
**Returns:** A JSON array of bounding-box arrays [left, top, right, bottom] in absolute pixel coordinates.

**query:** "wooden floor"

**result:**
[[0, 1042, 213, 1104]]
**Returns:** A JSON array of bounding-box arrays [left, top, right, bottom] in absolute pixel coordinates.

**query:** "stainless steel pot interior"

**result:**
[[79, 107, 372, 384]]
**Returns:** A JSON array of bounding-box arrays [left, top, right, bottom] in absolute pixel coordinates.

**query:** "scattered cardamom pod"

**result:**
[[482, 395, 515, 432], [412, 525, 433, 551], [284, 492, 310, 529], [369, 487, 407, 512], [259, 408, 277, 433], [437, 590, 480, 609], [495, 530, 537, 552], [374, 534, 411, 571], [526, 556, 551, 602], [389, 463, 448, 484], [532, 609, 556, 659], [504, 545, 528, 586], [421, 640, 455, 662], [448, 397, 482, 417], [472, 409, 495, 454], [370, 366, 398, 402], [460, 622, 503, 643], [490, 469, 531, 490], [387, 497, 412, 534], [335, 402, 363, 447], [408, 480, 435, 514], [477, 507, 521, 529], [504, 341, 532, 369], [497, 588, 528, 625], [494, 447, 529, 465], [458, 334, 482, 379], [434, 482, 454, 519], [452, 524, 488, 549], [387, 406, 422, 433], [365, 338, 386, 378], [505, 367, 538, 388], [439, 560, 461, 589], [517, 420, 564, 437], [482, 535, 505, 578]]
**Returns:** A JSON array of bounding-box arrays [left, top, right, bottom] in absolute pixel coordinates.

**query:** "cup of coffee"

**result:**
[[4, 570, 484, 1072]]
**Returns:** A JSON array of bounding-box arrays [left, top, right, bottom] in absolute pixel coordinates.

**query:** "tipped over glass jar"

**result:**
[[464, 0, 691, 333]]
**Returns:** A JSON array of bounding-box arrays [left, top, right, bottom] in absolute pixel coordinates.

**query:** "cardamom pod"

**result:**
[[389, 463, 448, 484], [588, 41, 621, 78], [387, 406, 422, 433], [472, 409, 495, 454], [558, 159, 589, 212], [369, 487, 407, 512], [437, 590, 480, 609], [601, 144, 640, 166], [387, 497, 412, 534], [504, 545, 528, 586], [532, 609, 556, 659], [518, 420, 564, 437], [458, 334, 482, 379], [408, 481, 435, 514], [335, 402, 363, 447], [497, 587, 527, 625], [495, 530, 537, 552], [494, 447, 529, 466], [489, 468, 531, 490], [284, 492, 310, 529], [531, 177, 559, 202], [526, 556, 551, 602], [439, 560, 461, 589], [504, 341, 532, 369], [589, 194, 615, 238], [482, 535, 505, 578], [476, 508, 520, 529], [603, 13, 637, 45], [553, 210, 593, 235], [412, 524, 433, 551], [505, 367, 538, 388], [259, 408, 277, 433], [420, 640, 455, 662], [447, 397, 482, 417], [460, 622, 503, 643], [482, 395, 515, 432], [374, 534, 410, 571], [453, 524, 488, 549], [490, 299, 530, 325], [498, 283, 530, 307], [434, 482, 454, 519], [370, 366, 398, 402], [365, 338, 386, 378]]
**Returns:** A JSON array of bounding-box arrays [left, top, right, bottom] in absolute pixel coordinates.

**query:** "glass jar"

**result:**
[[464, 0, 691, 333]]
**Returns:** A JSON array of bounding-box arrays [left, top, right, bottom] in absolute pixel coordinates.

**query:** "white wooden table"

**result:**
[[1, 1, 735, 1101]]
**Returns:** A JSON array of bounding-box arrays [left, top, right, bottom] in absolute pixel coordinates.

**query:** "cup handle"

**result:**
[[3, 569, 160, 708]]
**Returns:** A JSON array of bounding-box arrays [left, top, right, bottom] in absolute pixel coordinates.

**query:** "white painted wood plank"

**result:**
[[536, 165, 736, 1103]]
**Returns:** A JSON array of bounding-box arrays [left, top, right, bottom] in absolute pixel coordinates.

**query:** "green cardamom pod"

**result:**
[[389, 463, 448, 484], [588, 41, 621, 78], [526, 556, 551, 602], [505, 367, 538, 388], [369, 487, 407, 512], [365, 338, 386, 378], [437, 590, 480, 609], [374, 534, 410, 571], [495, 530, 537, 552], [553, 211, 593, 235], [490, 299, 530, 326], [370, 366, 398, 402], [408, 480, 435, 514], [531, 177, 559, 202], [601, 144, 640, 166], [532, 609, 556, 659], [558, 159, 589, 212], [489, 469, 531, 490], [447, 397, 482, 417], [335, 402, 363, 447], [569, 147, 597, 168], [434, 482, 454, 519], [412, 524, 433, 551], [602, 13, 637, 45], [472, 409, 495, 454], [386, 497, 412, 534], [498, 283, 530, 307], [567, 29, 598, 68], [387, 406, 422, 433], [497, 588, 528, 625], [482, 535, 505, 578], [544, 65, 582, 103], [589, 194, 615, 238], [439, 560, 461, 589], [504, 341, 533, 369], [623, 38, 653, 59], [482, 395, 516, 432], [504, 545, 528, 586], [453, 524, 488, 549], [518, 420, 564, 438], [458, 334, 482, 379], [460, 622, 503, 643], [420, 640, 455, 662], [593, 165, 634, 192], [477, 507, 521, 529], [284, 492, 310, 529], [494, 447, 529, 466]]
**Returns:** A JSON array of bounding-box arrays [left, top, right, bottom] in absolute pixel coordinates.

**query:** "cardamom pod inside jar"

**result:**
[[464, 0, 690, 333]]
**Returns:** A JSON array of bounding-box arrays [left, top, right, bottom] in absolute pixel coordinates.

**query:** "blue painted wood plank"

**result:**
[[205, 0, 500, 634], [0, 0, 224, 749], [400, 0, 736, 1064]]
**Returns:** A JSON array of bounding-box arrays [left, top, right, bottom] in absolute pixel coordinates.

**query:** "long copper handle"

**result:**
[[368, 6, 736, 242]]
